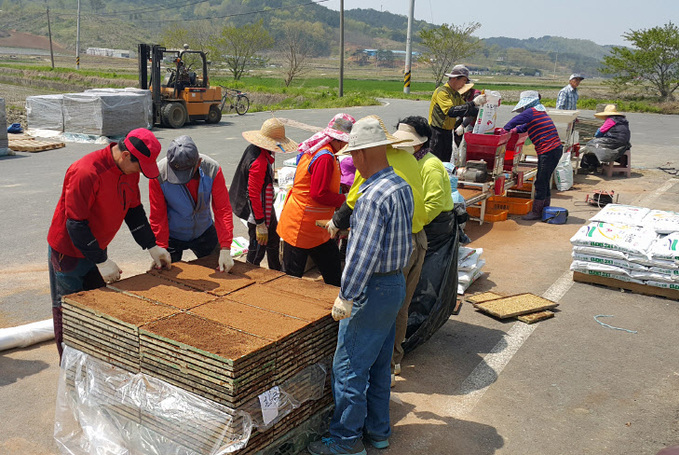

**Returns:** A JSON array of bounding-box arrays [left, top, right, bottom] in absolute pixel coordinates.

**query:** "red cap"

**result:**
[[123, 128, 161, 179]]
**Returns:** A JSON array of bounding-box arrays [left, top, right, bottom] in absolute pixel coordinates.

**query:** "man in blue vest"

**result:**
[[149, 135, 235, 272]]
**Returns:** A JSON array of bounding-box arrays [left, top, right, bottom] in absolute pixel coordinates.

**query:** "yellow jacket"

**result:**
[[346, 146, 427, 233], [428, 82, 465, 130]]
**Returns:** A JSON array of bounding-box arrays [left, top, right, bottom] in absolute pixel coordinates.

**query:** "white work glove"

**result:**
[[473, 94, 487, 106], [331, 295, 353, 321], [97, 258, 122, 284], [455, 125, 465, 136], [255, 222, 268, 245], [219, 248, 234, 273], [148, 245, 171, 270], [325, 219, 340, 239]]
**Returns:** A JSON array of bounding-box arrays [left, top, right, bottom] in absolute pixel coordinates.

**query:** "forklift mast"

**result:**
[[138, 43, 166, 127]]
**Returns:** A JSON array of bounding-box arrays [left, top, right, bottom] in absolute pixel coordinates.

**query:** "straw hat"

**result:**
[[594, 104, 624, 118], [242, 118, 298, 153], [392, 123, 428, 149], [458, 82, 475, 95], [338, 115, 406, 155]]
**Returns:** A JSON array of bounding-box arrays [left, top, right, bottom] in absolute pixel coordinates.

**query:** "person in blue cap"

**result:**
[[503, 91, 562, 220]]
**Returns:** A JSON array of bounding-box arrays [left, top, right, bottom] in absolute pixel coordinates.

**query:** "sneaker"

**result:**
[[390, 373, 395, 388], [308, 437, 367, 455], [364, 433, 390, 449], [394, 363, 401, 375]]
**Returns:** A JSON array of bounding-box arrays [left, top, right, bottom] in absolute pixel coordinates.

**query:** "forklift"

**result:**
[[138, 43, 223, 128]]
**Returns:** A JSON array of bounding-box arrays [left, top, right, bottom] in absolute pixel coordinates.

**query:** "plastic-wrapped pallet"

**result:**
[[63, 91, 151, 136], [26, 94, 64, 132], [0, 98, 8, 156], [86, 88, 153, 129], [457, 246, 485, 294]]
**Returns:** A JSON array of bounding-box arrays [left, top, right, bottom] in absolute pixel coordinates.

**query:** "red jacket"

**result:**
[[47, 145, 142, 258]]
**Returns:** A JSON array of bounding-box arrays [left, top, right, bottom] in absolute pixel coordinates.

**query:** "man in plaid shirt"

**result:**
[[308, 116, 413, 455], [556, 73, 585, 110]]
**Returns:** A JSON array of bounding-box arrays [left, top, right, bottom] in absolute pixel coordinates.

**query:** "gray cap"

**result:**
[[445, 64, 470, 80], [166, 135, 199, 184], [569, 73, 585, 81]]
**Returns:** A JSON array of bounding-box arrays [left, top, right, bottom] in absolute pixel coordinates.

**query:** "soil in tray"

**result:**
[[142, 312, 272, 360], [149, 262, 254, 295], [189, 298, 309, 341], [227, 284, 331, 322], [263, 276, 336, 308], [190, 256, 284, 283], [65, 288, 178, 327], [109, 274, 216, 310]]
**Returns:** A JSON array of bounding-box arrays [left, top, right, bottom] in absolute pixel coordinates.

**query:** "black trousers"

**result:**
[[282, 239, 341, 287], [246, 215, 281, 271], [167, 224, 219, 262], [430, 126, 453, 162], [535, 145, 563, 201]]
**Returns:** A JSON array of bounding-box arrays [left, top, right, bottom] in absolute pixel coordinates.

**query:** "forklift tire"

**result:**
[[205, 105, 222, 124], [162, 103, 187, 129]]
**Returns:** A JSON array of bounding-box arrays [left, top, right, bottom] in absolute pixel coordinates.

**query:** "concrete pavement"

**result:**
[[1, 100, 679, 454]]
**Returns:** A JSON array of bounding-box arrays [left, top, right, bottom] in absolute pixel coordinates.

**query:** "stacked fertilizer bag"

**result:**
[[570, 204, 679, 290], [457, 246, 485, 294]]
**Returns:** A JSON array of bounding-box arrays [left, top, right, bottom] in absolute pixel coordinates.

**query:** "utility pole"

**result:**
[[552, 49, 558, 79], [339, 0, 344, 97], [45, 1, 54, 69], [403, 0, 415, 94], [76, 0, 81, 69]]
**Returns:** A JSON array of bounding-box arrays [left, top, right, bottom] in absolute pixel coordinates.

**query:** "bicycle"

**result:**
[[219, 87, 250, 115]]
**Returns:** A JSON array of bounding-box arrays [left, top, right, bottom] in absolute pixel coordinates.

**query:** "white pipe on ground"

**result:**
[[0, 319, 54, 351]]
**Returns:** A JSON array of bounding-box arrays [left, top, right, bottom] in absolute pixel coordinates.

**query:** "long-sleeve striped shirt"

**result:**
[[340, 166, 414, 301], [504, 108, 562, 155], [556, 84, 578, 110]]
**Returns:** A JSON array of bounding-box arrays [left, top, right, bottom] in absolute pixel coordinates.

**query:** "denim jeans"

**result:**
[[167, 224, 219, 262], [329, 272, 406, 445], [48, 247, 105, 357], [535, 145, 563, 200]]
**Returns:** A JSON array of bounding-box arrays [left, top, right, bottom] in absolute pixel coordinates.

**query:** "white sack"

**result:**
[[570, 222, 657, 256], [589, 204, 650, 227], [642, 209, 679, 234], [554, 151, 573, 191], [472, 91, 502, 134]]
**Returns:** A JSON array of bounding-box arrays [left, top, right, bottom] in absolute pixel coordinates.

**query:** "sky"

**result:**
[[325, 0, 677, 47]]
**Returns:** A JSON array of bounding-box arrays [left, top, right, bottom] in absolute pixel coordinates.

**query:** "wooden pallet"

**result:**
[[9, 138, 65, 152], [573, 271, 679, 301]]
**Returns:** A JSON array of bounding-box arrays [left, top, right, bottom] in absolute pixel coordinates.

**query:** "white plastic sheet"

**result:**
[[0, 318, 54, 351]]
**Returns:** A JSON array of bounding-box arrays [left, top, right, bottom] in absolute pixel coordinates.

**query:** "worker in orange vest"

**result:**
[[277, 114, 356, 286]]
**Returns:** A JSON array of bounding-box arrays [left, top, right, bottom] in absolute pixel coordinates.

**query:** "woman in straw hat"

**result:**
[[277, 113, 356, 286], [230, 118, 297, 270], [503, 90, 562, 220], [579, 104, 631, 173]]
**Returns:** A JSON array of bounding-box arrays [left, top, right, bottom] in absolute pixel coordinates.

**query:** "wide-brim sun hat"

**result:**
[[323, 113, 356, 143], [594, 104, 624, 118], [337, 115, 407, 155], [444, 64, 470, 80], [166, 135, 199, 184], [458, 82, 475, 95], [512, 90, 541, 112], [242, 118, 298, 153], [123, 128, 161, 179], [392, 123, 428, 150]]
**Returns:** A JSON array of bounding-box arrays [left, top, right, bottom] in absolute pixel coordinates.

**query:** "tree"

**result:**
[[279, 21, 312, 87], [216, 20, 274, 80], [601, 22, 679, 100], [418, 22, 482, 86], [376, 49, 395, 68]]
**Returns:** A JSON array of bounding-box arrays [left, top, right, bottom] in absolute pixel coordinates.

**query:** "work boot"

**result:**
[[308, 437, 367, 455], [544, 197, 551, 208], [522, 199, 545, 221]]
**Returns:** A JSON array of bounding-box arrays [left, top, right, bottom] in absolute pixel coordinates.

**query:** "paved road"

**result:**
[[2, 100, 679, 454]]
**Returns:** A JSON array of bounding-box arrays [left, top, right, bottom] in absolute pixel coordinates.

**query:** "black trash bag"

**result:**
[[403, 210, 459, 353]]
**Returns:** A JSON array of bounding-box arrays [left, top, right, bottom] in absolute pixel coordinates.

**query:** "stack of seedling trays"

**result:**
[[60, 258, 339, 454]]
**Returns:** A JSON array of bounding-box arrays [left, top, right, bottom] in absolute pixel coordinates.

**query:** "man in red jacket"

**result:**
[[47, 128, 171, 358]]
